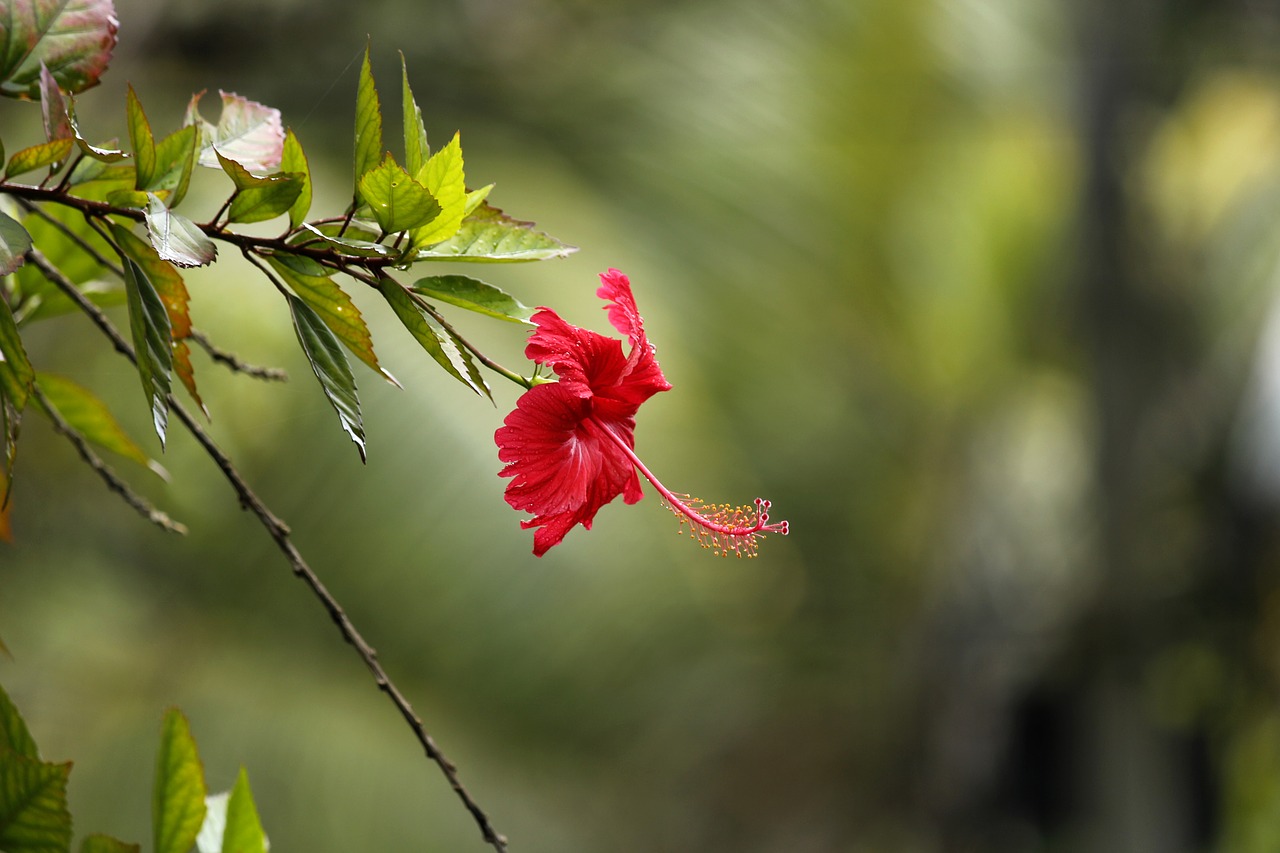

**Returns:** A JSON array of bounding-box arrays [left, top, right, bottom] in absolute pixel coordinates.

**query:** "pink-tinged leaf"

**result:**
[[144, 194, 215, 268], [186, 90, 284, 172], [38, 64, 70, 142], [0, 0, 118, 98]]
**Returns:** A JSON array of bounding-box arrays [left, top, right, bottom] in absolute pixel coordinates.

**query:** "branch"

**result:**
[[26, 247, 510, 852], [29, 380, 188, 535], [188, 328, 288, 382]]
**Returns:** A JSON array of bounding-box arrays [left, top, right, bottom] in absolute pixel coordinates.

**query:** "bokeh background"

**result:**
[[8, 0, 1280, 849]]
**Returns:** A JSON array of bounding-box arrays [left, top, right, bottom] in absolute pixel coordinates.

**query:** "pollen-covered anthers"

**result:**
[[662, 494, 790, 558]]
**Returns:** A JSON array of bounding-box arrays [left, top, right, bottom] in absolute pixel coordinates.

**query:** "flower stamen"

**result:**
[[592, 418, 789, 558]]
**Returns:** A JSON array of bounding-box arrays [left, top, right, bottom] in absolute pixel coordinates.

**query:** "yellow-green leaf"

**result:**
[[357, 154, 440, 235], [127, 85, 156, 188], [353, 42, 382, 201], [3, 138, 73, 179], [265, 253, 394, 384], [152, 709, 207, 853], [410, 131, 466, 248], [35, 372, 153, 470], [281, 129, 312, 228]]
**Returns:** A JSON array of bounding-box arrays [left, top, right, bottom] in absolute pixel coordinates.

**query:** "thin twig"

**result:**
[[27, 246, 510, 852], [29, 381, 188, 535], [188, 328, 288, 382]]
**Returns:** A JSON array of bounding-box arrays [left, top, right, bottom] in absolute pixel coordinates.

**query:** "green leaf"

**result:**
[[35, 372, 154, 469], [38, 65, 71, 144], [0, 277, 36, 409], [145, 194, 216, 268], [185, 90, 284, 171], [65, 96, 125, 162], [4, 138, 73, 179], [0, 755, 72, 853], [0, 292, 34, 500], [287, 293, 365, 461], [13, 203, 112, 310], [400, 53, 428, 176], [0, 211, 33, 276], [463, 183, 493, 217], [353, 42, 382, 202], [113, 224, 200, 412], [217, 151, 303, 224], [410, 274, 534, 323], [280, 128, 312, 229], [409, 131, 466, 249], [265, 253, 393, 383], [152, 709, 206, 853], [357, 155, 440, 235], [0, 0, 118, 98], [80, 834, 140, 853], [0, 681, 39, 759], [126, 85, 156, 189], [150, 124, 199, 206], [377, 277, 488, 398], [411, 202, 576, 263], [221, 769, 266, 853], [121, 253, 173, 446], [104, 188, 150, 209], [295, 223, 392, 258]]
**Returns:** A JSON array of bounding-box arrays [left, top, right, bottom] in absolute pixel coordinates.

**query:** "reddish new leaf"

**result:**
[[186, 90, 284, 172], [0, 0, 118, 98]]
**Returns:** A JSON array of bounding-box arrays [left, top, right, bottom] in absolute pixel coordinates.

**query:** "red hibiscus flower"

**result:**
[[496, 269, 788, 557]]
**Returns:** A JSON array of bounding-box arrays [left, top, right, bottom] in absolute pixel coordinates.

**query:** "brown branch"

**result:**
[[188, 328, 288, 382], [26, 246, 510, 852]]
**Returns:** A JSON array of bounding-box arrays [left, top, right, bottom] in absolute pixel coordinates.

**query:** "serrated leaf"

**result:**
[[410, 274, 534, 324], [0, 211, 33, 276], [38, 65, 71, 144], [4, 138, 73, 179], [0, 755, 72, 853], [65, 156, 131, 188], [111, 224, 202, 413], [126, 85, 156, 189], [401, 53, 428, 176], [280, 129, 311, 229], [353, 42, 382, 202], [66, 99, 125, 162], [0, 681, 39, 759], [80, 834, 140, 853], [295, 223, 391, 258], [121, 253, 172, 446], [35, 372, 153, 469], [378, 277, 488, 398], [151, 124, 198, 206], [265, 253, 392, 383], [463, 183, 493, 218], [0, 0, 118, 98], [287, 293, 365, 461], [144, 194, 215, 268], [152, 709, 206, 853], [409, 131, 465, 249], [411, 202, 576, 263], [186, 90, 283, 171], [357, 155, 440, 235], [221, 769, 266, 853], [218, 151, 303, 224]]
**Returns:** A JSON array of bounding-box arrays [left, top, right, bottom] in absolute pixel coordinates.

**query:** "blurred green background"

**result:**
[[9, 0, 1280, 850]]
